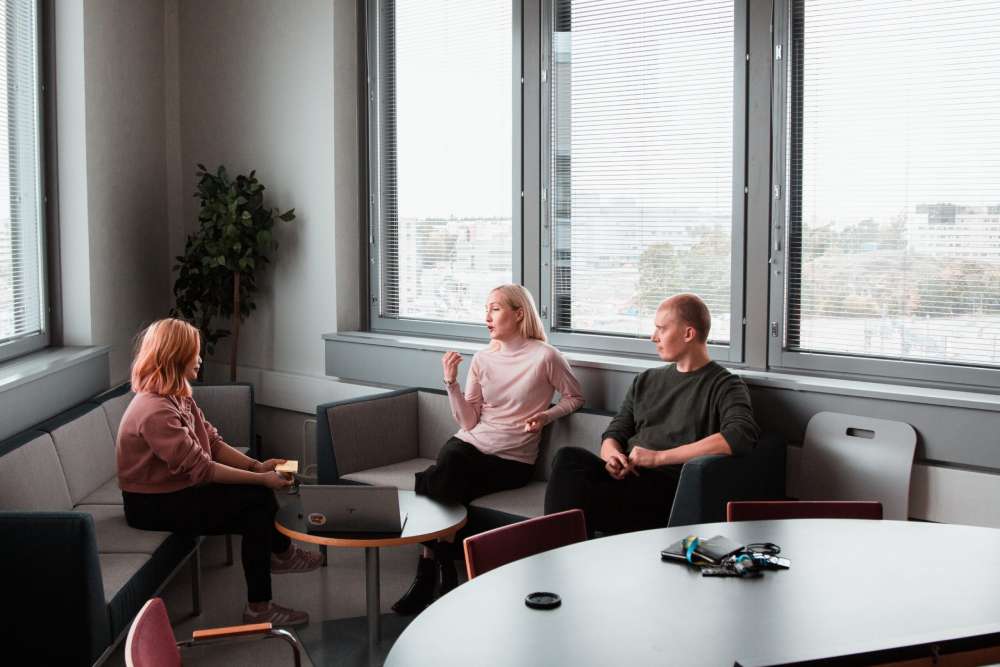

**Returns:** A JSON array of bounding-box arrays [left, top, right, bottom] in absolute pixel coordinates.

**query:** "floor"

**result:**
[[105, 493, 459, 667]]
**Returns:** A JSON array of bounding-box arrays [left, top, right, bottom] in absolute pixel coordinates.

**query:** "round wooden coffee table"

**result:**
[[275, 489, 466, 664]]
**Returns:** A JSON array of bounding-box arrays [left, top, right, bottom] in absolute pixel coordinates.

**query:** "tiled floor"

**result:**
[[104, 524, 450, 666]]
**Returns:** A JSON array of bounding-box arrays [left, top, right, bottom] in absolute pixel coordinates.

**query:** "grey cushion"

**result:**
[[98, 553, 150, 603], [100, 392, 134, 443], [0, 433, 73, 510], [417, 391, 457, 460], [192, 385, 252, 448], [75, 504, 171, 554], [326, 392, 419, 476], [341, 458, 435, 490], [78, 476, 123, 505], [50, 406, 117, 505], [535, 411, 607, 481], [470, 481, 547, 519]]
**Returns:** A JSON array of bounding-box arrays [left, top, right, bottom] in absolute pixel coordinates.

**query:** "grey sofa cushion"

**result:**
[[98, 553, 150, 603], [100, 392, 135, 443], [78, 476, 123, 505], [470, 481, 547, 519], [417, 391, 456, 460], [0, 433, 73, 511], [327, 391, 419, 476], [341, 458, 435, 489], [535, 410, 608, 481], [75, 504, 171, 554], [192, 384, 252, 448], [49, 406, 117, 505]]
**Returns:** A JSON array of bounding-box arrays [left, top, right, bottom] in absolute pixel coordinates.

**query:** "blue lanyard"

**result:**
[[684, 536, 700, 563]]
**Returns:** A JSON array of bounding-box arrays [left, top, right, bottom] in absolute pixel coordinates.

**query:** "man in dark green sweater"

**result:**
[[544, 293, 759, 535]]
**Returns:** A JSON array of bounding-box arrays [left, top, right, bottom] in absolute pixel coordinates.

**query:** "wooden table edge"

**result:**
[[275, 514, 468, 548]]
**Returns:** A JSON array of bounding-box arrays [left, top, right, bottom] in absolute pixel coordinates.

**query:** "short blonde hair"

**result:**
[[488, 284, 547, 346], [130, 319, 200, 397]]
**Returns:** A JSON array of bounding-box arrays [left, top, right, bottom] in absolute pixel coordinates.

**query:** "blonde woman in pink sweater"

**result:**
[[117, 319, 321, 628], [393, 284, 584, 615]]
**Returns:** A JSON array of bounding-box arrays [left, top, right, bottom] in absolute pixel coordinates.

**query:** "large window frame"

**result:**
[[767, 0, 1000, 390], [0, 0, 47, 364]]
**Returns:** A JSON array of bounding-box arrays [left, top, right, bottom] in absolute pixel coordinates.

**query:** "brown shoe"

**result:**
[[243, 602, 309, 627], [271, 545, 323, 574]]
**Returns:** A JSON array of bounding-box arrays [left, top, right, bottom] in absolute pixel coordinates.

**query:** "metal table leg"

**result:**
[[365, 546, 380, 651]]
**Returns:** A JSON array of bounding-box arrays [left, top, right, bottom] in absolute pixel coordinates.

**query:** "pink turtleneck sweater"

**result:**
[[447, 338, 584, 464]]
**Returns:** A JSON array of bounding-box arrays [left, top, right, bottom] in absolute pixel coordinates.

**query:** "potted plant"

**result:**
[[171, 164, 295, 380]]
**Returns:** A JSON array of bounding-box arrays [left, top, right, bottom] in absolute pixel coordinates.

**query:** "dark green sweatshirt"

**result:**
[[601, 361, 759, 456]]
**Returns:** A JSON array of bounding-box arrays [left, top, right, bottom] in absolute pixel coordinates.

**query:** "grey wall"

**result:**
[[174, 0, 360, 378], [55, 0, 171, 383]]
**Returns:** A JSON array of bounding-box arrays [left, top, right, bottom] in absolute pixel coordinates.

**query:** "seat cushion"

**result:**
[[79, 477, 123, 505], [101, 533, 198, 641], [340, 458, 436, 490], [75, 505, 171, 554], [0, 431, 73, 511], [470, 481, 546, 519]]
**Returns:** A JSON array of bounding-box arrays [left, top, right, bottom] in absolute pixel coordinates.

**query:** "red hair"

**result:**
[[131, 319, 200, 397]]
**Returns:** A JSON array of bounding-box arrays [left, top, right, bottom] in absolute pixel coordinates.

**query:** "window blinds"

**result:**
[[784, 0, 1000, 368], [0, 0, 43, 348], [550, 0, 735, 343], [376, 0, 513, 326]]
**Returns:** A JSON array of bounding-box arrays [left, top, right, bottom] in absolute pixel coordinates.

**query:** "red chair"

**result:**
[[726, 500, 883, 522], [463, 509, 587, 580], [125, 598, 303, 667]]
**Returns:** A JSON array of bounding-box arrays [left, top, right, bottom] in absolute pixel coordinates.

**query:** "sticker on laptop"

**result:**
[[307, 513, 327, 526]]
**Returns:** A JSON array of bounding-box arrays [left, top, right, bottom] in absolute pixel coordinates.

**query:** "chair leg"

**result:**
[[225, 534, 234, 566], [320, 544, 328, 567], [191, 545, 202, 616]]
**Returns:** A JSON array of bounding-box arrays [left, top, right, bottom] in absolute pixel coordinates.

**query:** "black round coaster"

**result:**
[[525, 592, 561, 610]]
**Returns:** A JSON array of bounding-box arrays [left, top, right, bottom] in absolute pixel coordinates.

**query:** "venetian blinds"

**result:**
[[550, 0, 736, 343], [375, 0, 513, 326], [0, 0, 43, 351], [784, 0, 1000, 368]]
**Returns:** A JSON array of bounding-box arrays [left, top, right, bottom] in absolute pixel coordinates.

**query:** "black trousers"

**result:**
[[123, 484, 291, 603], [415, 437, 535, 506], [544, 447, 681, 537]]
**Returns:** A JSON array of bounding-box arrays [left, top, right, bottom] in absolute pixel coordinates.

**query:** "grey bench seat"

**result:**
[[318, 387, 786, 535]]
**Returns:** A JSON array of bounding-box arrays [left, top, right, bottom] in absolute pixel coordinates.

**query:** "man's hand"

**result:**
[[628, 446, 660, 470], [523, 412, 550, 433], [604, 450, 636, 480]]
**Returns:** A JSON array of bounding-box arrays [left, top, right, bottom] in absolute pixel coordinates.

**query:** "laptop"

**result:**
[[299, 485, 407, 534]]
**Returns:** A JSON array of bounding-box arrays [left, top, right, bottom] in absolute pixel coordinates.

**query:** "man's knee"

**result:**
[[550, 446, 598, 475]]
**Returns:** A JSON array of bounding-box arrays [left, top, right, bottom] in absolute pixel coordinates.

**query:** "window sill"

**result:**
[[0, 345, 109, 394], [323, 331, 1000, 413]]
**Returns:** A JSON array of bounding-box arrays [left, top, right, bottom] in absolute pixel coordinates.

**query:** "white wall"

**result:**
[[56, 0, 172, 383], [175, 0, 359, 378]]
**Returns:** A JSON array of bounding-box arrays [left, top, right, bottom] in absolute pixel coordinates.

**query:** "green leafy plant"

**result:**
[[171, 164, 295, 380]]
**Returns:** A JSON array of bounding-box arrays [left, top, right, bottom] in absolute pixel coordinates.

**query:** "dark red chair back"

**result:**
[[726, 500, 883, 522], [125, 598, 181, 667], [464, 509, 587, 579]]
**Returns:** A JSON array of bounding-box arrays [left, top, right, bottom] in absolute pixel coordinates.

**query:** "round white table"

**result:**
[[386, 519, 1000, 666]]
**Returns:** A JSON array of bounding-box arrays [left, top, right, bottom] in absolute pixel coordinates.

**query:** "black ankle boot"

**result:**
[[432, 542, 459, 597], [392, 556, 437, 615]]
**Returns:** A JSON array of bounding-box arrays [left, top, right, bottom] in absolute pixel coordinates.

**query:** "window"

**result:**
[[772, 0, 1000, 385], [0, 0, 45, 363], [368, 0, 516, 336], [546, 0, 744, 358]]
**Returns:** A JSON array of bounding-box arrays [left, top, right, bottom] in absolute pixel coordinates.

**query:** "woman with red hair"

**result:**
[[117, 318, 320, 627]]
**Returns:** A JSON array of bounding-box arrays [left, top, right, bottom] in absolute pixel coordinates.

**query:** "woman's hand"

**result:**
[[254, 458, 287, 472], [260, 470, 293, 489], [523, 412, 550, 433], [442, 351, 462, 384]]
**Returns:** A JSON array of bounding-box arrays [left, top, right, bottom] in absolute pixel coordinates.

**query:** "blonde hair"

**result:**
[[488, 284, 547, 349], [130, 318, 200, 397]]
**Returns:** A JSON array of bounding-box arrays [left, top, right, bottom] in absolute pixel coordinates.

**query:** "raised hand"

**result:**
[[441, 351, 463, 384]]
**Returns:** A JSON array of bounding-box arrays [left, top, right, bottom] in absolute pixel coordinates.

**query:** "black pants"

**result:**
[[123, 484, 291, 603], [415, 437, 535, 506], [544, 447, 681, 537]]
